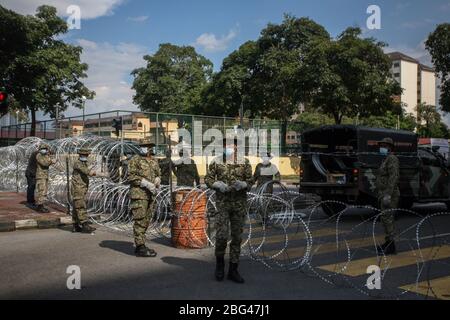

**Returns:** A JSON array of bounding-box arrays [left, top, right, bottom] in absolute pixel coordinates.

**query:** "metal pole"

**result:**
[[15, 151, 19, 193], [239, 95, 244, 128], [156, 113, 159, 148], [168, 134, 173, 209], [66, 157, 72, 218]]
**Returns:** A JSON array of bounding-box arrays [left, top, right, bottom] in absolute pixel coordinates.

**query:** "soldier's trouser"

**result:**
[[130, 199, 154, 247], [380, 195, 399, 241], [73, 198, 88, 225], [26, 175, 36, 204], [215, 200, 247, 263], [35, 178, 48, 206]]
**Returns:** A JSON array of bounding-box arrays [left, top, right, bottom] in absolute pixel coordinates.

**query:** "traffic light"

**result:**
[[0, 88, 9, 116], [112, 117, 122, 136]]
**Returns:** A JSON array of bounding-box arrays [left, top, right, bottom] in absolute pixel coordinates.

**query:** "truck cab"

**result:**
[[299, 125, 450, 216]]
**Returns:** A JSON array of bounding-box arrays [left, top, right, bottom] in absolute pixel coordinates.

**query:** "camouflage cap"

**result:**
[[379, 137, 394, 146], [78, 148, 91, 155]]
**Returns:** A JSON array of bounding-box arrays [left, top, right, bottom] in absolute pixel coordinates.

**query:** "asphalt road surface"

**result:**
[[0, 204, 449, 300]]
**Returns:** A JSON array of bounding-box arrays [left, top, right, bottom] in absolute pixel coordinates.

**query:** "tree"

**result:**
[[254, 15, 330, 151], [0, 5, 94, 135], [360, 111, 417, 131], [132, 43, 213, 115], [203, 15, 330, 150], [307, 27, 402, 124], [426, 23, 450, 111], [416, 103, 449, 138], [199, 41, 262, 118]]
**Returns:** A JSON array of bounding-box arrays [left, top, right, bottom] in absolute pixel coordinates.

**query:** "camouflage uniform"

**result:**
[[205, 156, 253, 263], [174, 158, 200, 187], [376, 154, 400, 241], [128, 154, 161, 247], [25, 150, 39, 204], [253, 162, 281, 194], [35, 146, 53, 206], [158, 157, 173, 185], [71, 151, 94, 225]]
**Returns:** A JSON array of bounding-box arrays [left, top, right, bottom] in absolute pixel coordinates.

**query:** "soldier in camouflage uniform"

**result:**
[[375, 137, 399, 255], [173, 149, 200, 187], [35, 144, 56, 213], [205, 138, 253, 283], [253, 153, 281, 193], [128, 142, 161, 257], [158, 149, 174, 185], [25, 149, 39, 207], [71, 148, 97, 233]]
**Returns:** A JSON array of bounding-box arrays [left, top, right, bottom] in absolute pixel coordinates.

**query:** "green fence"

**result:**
[[0, 110, 302, 155]]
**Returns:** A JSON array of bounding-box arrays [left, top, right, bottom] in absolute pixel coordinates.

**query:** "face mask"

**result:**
[[141, 147, 148, 155], [40, 149, 48, 155], [379, 147, 388, 155], [262, 158, 271, 166], [79, 156, 88, 162]]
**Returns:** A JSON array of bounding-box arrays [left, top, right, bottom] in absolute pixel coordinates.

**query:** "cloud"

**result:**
[[60, 39, 148, 117], [1, 0, 124, 19], [194, 29, 237, 53], [127, 15, 149, 22], [400, 18, 437, 29]]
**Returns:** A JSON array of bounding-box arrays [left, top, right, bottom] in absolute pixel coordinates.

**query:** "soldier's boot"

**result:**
[[135, 245, 157, 257], [377, 240, 397, 255], [81, 222, 96, 234], [215, 256, 225, 281], [72, 224, 82, 233], [36, 205, 50, 213], [227, 262, 245, 284]]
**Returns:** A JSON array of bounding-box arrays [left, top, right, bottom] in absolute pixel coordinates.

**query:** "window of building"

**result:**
[[393, 62, 400, 68], [393, 73, 400, 78]]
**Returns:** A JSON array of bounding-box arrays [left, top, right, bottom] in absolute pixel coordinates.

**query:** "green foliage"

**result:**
[[0, 5, 94, 134], [416, 103, 450, 138], [307, 27, 402, 124], [132, 43, 213, 115], [426, 23, 450, 112]]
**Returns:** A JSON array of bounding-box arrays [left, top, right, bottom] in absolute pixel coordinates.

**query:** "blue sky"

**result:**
[[2, 0, 450, 119]]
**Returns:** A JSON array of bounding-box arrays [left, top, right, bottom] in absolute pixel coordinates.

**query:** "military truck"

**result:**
[[299, 125, 450, 216]]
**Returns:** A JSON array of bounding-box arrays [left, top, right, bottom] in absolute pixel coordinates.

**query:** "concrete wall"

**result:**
[[420, 70, 437, 106], [400, 60, 418, 115]]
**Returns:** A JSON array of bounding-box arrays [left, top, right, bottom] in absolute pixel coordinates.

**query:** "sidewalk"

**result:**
[[0, 192, 72, 232]]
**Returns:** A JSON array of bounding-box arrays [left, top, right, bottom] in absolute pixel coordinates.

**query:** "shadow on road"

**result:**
[[99, 240, 135, 256]]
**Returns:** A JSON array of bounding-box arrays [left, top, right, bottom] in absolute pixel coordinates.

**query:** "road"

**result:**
[[0, 204, 449, 300]]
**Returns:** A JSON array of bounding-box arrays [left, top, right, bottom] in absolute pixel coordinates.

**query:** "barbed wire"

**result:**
[[0, 137, 449, 300]]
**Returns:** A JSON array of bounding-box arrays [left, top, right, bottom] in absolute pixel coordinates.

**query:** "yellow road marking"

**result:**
[[318, 245, 450, 277], [400, 276, 450, 300], [256, 235, 384, 259]]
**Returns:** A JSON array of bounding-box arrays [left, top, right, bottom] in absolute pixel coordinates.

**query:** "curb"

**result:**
[[0, 216, 72, 232]]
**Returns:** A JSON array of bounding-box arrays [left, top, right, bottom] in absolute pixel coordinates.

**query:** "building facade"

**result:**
[[388, 52, 437, 117]]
